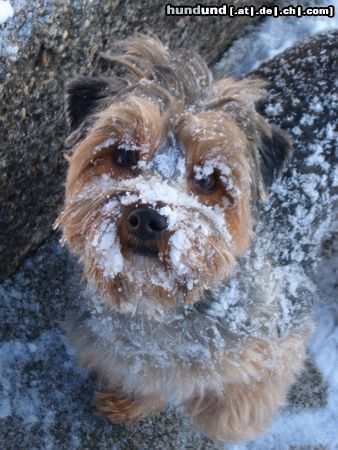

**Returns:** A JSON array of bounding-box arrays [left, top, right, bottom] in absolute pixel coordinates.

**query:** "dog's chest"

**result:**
[[86, 307, 232, 370]]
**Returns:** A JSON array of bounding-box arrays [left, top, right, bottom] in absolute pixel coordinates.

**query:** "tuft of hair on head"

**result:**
[[100, 33, 214, 103], [64, 33, 213, 146]]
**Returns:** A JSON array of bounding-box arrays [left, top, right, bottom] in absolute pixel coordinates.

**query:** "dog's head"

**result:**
[[56, 35, 292, 314]]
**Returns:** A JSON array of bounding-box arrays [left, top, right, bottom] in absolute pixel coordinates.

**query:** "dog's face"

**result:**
[[56, 35, 292, 314]]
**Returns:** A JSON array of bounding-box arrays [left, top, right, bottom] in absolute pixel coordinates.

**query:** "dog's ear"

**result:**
[[64, 76, 127, 148], [65, 77, 112, 132], [257, 123, 293, 196]]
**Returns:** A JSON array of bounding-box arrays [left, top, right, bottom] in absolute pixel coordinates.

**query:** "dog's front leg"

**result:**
[[185, 333, 309, 443]]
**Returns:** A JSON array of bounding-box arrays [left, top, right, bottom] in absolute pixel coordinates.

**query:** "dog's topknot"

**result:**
[[102, 34, 269, 112], [102, 33, 213, 103]]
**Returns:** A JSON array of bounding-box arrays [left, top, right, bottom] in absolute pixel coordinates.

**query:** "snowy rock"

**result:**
[[253, 30, 338, 268], [236, 30, 338, 449], [215, 0, 338, 77], [0, 0, 271, 281]]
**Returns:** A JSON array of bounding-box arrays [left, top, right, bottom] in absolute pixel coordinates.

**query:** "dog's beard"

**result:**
[[60, 175, 238, 313]]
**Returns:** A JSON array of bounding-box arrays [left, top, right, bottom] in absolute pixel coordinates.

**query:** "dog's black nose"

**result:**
[[127, 208, 168, 241]]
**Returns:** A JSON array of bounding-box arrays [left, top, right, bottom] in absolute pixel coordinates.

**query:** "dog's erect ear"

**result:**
[[64, 76, 127, 148], [65, 77, 112, 132], [258, 124, 293, 194]]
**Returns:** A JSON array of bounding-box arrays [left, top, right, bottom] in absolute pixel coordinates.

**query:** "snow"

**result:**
[[215, 0, 338, 77], [0, 0, 53, 60], [0, 1, 13, 24], [79, 170, 234, 313], [93, 137, 116, 154], [92, 220, 124, 278], [169, 229, 192, 274], [152, 132, 185, 179], [0, 235, 324, 448], [5, 43, 17, 57], [91, 174, 231, 240]]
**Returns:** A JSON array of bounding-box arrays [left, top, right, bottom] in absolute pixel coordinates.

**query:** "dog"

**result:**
[[55, 34, 313, 444]]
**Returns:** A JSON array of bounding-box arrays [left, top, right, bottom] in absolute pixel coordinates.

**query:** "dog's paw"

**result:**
[[96, 389, 164, 424]]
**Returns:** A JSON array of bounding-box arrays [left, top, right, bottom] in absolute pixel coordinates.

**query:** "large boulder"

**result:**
[[0, 30, 336, 449], [0, 0, 274, 281]]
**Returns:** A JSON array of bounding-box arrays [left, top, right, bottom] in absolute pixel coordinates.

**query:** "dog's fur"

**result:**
[[56, 35, 313, 443]]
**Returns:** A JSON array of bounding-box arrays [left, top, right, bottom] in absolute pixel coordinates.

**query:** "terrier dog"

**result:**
[[56, 35, 313, 444]]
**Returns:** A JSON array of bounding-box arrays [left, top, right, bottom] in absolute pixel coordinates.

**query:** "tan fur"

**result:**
[[187, 332, 311, 443], [56, 34, 311, 444], [74, 324, 311, 443], [96, 389, 164, 423]]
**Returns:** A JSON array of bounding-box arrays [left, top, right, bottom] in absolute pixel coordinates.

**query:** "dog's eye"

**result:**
[[194, 171, 219, 193], [113, 146, 139, 168]]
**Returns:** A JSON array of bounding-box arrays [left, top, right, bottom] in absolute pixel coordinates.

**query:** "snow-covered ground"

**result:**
[[0, 3, 337, 450]]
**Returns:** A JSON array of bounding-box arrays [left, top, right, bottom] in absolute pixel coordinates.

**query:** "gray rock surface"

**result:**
[[0, 30, 337, 449], [0, 0, 274, 281]]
